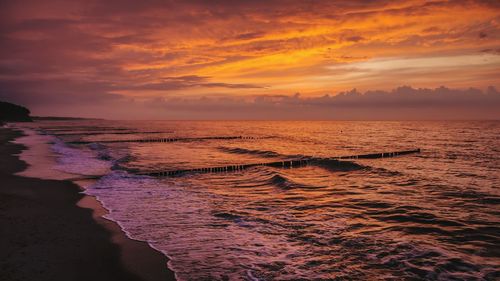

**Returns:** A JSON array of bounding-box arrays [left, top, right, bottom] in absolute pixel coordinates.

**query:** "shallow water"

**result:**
[[19, 120, 500, 280]]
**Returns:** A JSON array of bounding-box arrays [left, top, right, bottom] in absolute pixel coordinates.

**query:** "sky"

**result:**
[[0, 0, 499, 119]]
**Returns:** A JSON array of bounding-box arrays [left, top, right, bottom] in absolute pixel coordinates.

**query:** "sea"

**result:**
[[11, 120, 500, 280]]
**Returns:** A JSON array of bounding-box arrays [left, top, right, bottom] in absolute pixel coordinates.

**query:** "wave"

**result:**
[[265, 173, 322, 190], [218, 146, 285, 158], [269, 174, 300, 190], [212, 212, 243, 221], [310, 158, 365, 172], [369, 167, 405, 177], [377, 213, 465, 228], [213, 168, 322, 191], [86, 141, 137, 172], [49, 137, 137, 177], [50, 139, 111, 176]]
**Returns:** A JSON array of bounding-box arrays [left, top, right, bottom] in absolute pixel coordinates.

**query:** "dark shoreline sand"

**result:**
[[0, 127, 176, 281]]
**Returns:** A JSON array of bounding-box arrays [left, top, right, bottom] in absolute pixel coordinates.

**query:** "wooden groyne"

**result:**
[[334, 149, 421, 159], [141, 159, 310, 177], [43, 127, 130, 132], [68, 136, 261, 145], [53, 131, 167, 136], [140, 149, 421, 177]]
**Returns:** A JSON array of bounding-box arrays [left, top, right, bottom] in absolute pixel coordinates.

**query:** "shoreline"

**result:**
[[0, 127, 176, 281]]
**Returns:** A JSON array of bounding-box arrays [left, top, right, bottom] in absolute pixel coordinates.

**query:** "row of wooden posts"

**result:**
[[69, 135, 260, 144], [335, 149, 421, 159], [54, 131, 166, 136], [140, 149, 421, 177]]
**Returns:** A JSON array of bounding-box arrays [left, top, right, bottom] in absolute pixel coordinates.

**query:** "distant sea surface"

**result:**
[[18, 120, 500, 280]]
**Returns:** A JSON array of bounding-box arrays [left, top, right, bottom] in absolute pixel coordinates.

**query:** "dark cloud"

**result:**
[[481, 48, 500, 54], [0, 74, 262, 109], [123, 76, 263, 90], [157, 86, 500, 120], [0, 78, 123, 108], [422, 26, 441, 33], [232, 32, 266, 41], [116, 86, 499, 120], [345, 36, 364, 42], [4, 86, 496, 120]]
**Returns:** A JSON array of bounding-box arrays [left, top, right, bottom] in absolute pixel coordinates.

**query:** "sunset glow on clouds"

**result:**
[[0, 0, 499, 118]]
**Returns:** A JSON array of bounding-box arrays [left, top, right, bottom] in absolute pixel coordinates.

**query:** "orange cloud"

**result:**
[[0, 0, 499, 117]]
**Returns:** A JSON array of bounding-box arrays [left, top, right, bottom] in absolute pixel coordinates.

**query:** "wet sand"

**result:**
[[0, 128, 176, 281]]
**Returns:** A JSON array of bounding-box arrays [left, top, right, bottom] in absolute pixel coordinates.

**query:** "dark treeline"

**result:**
[[0, 101, 32, 123]]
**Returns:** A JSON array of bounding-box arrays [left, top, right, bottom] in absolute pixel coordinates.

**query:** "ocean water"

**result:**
[[19, 120, 500, 280]]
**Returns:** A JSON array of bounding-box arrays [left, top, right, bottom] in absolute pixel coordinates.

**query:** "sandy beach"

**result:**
[[0, 127, 176, 281]]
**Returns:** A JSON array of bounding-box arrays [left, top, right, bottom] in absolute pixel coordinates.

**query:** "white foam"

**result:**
[[11, 125, 112, 179], [51, 138, 111, 176], [13, 127, 75, 180]]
